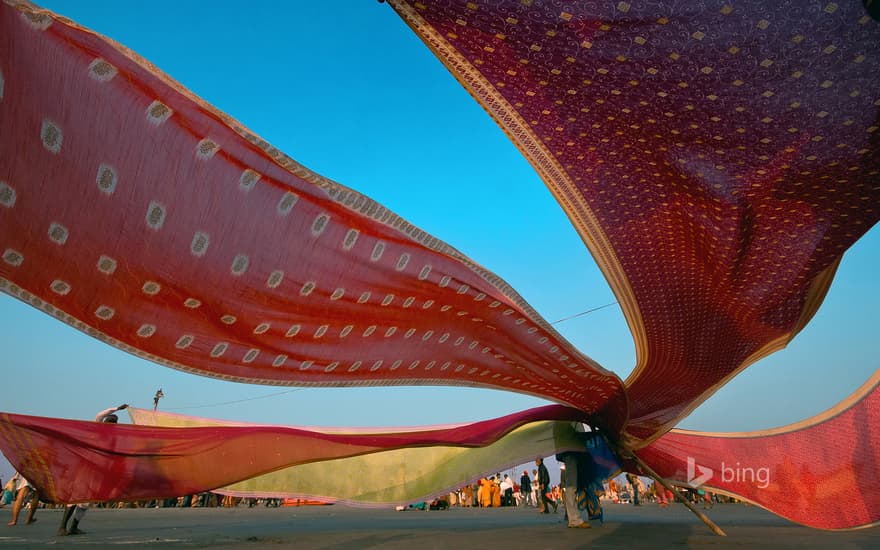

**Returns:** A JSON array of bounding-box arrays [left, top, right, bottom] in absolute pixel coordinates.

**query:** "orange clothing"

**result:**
[[479, 478, 493, 507]]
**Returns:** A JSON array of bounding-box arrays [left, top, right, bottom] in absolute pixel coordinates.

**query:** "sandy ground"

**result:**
[[1, 502, 877, 549]]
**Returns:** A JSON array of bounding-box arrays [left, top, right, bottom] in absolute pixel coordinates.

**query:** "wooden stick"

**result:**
[[628, 451, 727, 537]]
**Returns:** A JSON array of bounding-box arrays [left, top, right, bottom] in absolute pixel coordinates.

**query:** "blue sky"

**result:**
[[1, 1, 877, 483]]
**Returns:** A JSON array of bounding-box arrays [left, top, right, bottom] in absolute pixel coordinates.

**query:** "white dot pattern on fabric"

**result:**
[[49, 279, 69, 295], [48, 222, 68, 245], [145, 100, 173, 125], [146, 201, 166, 230], [231, 254, 249, 276], [175, 335, 194, 349], [210, 342, 228, 357], [0, 1, 664, 424], [88, 58, 117, 82], [342, 229, 359, 251], [0, 181, 15, 207], [395, 253, 410, 272], [311, 213, 330, 237], [266, 270, 284, 288], [41, 119, 62, 154], [97, 255, 117, 275], [300, 281, 316, 296], [195, 138, 220, 160], [239, 169, 261, 192], [277, 192, 298, 216], [94, 305, 114, 320], [96, 164, 118, 195], [190, 231, 209, 257], [142, 281, 161, 295]]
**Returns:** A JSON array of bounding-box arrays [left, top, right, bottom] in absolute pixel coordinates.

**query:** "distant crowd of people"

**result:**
[[413, 458, 563, 513]]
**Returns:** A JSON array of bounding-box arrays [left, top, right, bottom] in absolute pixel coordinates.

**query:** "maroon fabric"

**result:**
[[388, 0, 880, 443]]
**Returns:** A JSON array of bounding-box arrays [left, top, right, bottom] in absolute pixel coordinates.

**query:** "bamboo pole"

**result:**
[[627, 451, 727, 537]]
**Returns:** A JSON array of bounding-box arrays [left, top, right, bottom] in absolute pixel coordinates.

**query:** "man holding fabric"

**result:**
[[57, 404, 128, 536]]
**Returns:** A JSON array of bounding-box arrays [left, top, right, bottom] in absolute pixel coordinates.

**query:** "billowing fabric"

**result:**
[[0, 0, 879, 531], [386, 0, 880, 444], [0, 404, 588, 504], [127, 407, 593, 504], [0, 0, 626, 427], [638, 370, 880, 530]]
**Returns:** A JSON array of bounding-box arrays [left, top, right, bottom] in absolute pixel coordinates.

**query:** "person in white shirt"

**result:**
[[499, 475, 513, 506]]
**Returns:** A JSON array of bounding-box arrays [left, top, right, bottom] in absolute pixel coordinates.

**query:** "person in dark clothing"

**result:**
[[520, 470, 532, 507], [626, 473, 641, 506], [535, 458, 556, 513]]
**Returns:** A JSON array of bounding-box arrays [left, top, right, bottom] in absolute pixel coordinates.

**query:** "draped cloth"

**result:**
[[639, 369, 880, 530], [0, 405, 590, 505], [0, 0, 625, 429], [127, 407, 605, 505], [1, 0, 879, 530], [384, 0, 880, 446]]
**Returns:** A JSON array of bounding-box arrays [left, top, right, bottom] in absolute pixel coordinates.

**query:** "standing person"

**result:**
[[7, 472, 39, 526], [536, 458, 555, 514], [531, 470, 540, 508], [557, 452, 590, 529], [478, 477, 492, 507], [519, 470, 532, 507], [57, 404, 128, 536], [499, 475, 513, 507], [626, 473, 641, 506], [490, 476, 501, 508]]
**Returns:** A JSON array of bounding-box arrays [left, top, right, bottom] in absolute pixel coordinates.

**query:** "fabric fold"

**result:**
[[637, 370, 880, 530], [0, 404, 591, 504]]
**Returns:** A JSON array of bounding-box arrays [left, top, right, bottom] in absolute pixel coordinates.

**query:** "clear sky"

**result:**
[[1, 1, 877, 484]]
